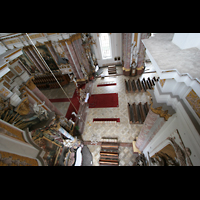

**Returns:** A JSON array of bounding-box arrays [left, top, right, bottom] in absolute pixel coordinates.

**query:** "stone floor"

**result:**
[[82, 66, 157, 166], [40, 65, 158, 166]]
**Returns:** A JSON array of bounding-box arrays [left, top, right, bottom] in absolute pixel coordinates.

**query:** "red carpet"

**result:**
[[93, 118, 120, 122], [88, 93, 118, 108], [97, 83, 116, 87]]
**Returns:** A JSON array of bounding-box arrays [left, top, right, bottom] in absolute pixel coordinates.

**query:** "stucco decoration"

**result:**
[[186, 89, 200, 118]]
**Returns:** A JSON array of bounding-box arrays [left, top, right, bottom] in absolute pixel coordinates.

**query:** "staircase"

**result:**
[[108, 65, 117, 75], [99, 137, 119, 166]]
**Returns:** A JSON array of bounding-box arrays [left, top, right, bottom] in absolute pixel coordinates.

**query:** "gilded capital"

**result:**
[[150, 104, 172, 121], [44, 41, 52, 47], [122, 67, 131, 72], [25, 77, 36, 90], [15, 97, 30, 116]]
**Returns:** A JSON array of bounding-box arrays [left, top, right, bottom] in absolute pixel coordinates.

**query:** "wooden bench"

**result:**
[[128, 79, 133, 93], [125, 79, 128, 93], [132, 103, 139, 124], [141, 79, 147, 91], [138, 102, 146, 123], [128, 103, 134, 124]]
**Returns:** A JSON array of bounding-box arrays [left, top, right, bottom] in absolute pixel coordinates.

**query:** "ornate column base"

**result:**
[[123, 67, 131, 76], [136, 66, 144, 76]]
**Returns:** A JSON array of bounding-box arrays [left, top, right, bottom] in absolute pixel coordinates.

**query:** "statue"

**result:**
[[150, 154, 165, 166], [82, 33, 88, 42], [71, 111, 81, 119], [63, 137, 83, 166], [33, 101, 48, 121]]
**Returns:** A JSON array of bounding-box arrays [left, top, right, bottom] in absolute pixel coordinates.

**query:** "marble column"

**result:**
[[136, 33, 150, 75], [122, 33, 132, 76], [66, 38, 84, 80], [136, 109, 166, 151], [28, 46, 48, 73], [77, 37, 90, 73], [71, 34, 90, 74], [59, 40, 80, 79], [44, 41, 59, 66], [18, 59, 31, 75], [23, 47, 43, 73], [25, 78, 63, 116]]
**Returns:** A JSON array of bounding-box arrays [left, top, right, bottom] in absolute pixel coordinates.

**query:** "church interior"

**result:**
[[0, 33, 199, 166]]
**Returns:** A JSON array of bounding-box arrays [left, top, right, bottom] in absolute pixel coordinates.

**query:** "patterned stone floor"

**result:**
[[40, 65, 158, 166], [82, 66, 157, 166]]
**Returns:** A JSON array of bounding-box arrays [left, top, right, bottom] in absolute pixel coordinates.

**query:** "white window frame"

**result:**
[[99, 33, 112, 60]]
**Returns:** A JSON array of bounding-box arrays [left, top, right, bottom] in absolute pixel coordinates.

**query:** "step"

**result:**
[[100, 156, 119, 161], [100, 152, 119, 157], [99, 163, 119, 166], [99, 160, 119, 165], [100, 148, 119, 153]]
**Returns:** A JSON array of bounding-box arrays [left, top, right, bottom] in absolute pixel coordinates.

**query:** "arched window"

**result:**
[[99, 33, 112, 59]]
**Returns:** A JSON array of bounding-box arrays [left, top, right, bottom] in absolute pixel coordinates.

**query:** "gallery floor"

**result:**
[[41, 64, 157, 166]]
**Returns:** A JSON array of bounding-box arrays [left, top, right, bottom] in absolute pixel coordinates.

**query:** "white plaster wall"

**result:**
[[90, 33, 122, 67], [172, 33, 200, 50], [0, 45, 6, 55], [143, 80, 200, 165], [143, 106, 200, 165], [157, 79, 200, 126]]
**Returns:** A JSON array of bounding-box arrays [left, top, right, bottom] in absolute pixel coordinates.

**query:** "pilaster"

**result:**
[[136, 89, 176, 152], [122, 33, 132, 76], [23, 47, 43, 73], [29, 45, 48, 73], [59, 39, 80, 79]]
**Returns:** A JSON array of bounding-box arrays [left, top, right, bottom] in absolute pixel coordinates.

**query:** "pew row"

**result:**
[[127, 102, 150, 124], [124, 76, 159, 93]]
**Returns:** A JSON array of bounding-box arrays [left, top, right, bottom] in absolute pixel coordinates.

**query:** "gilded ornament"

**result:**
[[136, 66, 144, 70], [150, 104, 171, 121], [122, 67, 131, 72], [148, 95, 172, 121], [25, 77, 36, 90], [186, 89, 200, 118], [15, 97, 30, 116]]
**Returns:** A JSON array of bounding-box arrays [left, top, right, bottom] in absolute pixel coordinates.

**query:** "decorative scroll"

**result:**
[[150, 105, 172, 121], [15, 97, 30, 116], [160, 79, 166, 87], [25, 77, 36, 90], [186, 89, 200, 118]]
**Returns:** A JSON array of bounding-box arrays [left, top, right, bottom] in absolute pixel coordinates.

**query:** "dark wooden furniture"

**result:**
[[33, 72, 70, 89]]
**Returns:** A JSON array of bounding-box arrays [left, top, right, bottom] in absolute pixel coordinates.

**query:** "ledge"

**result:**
[[142, 33, 200, 81]]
